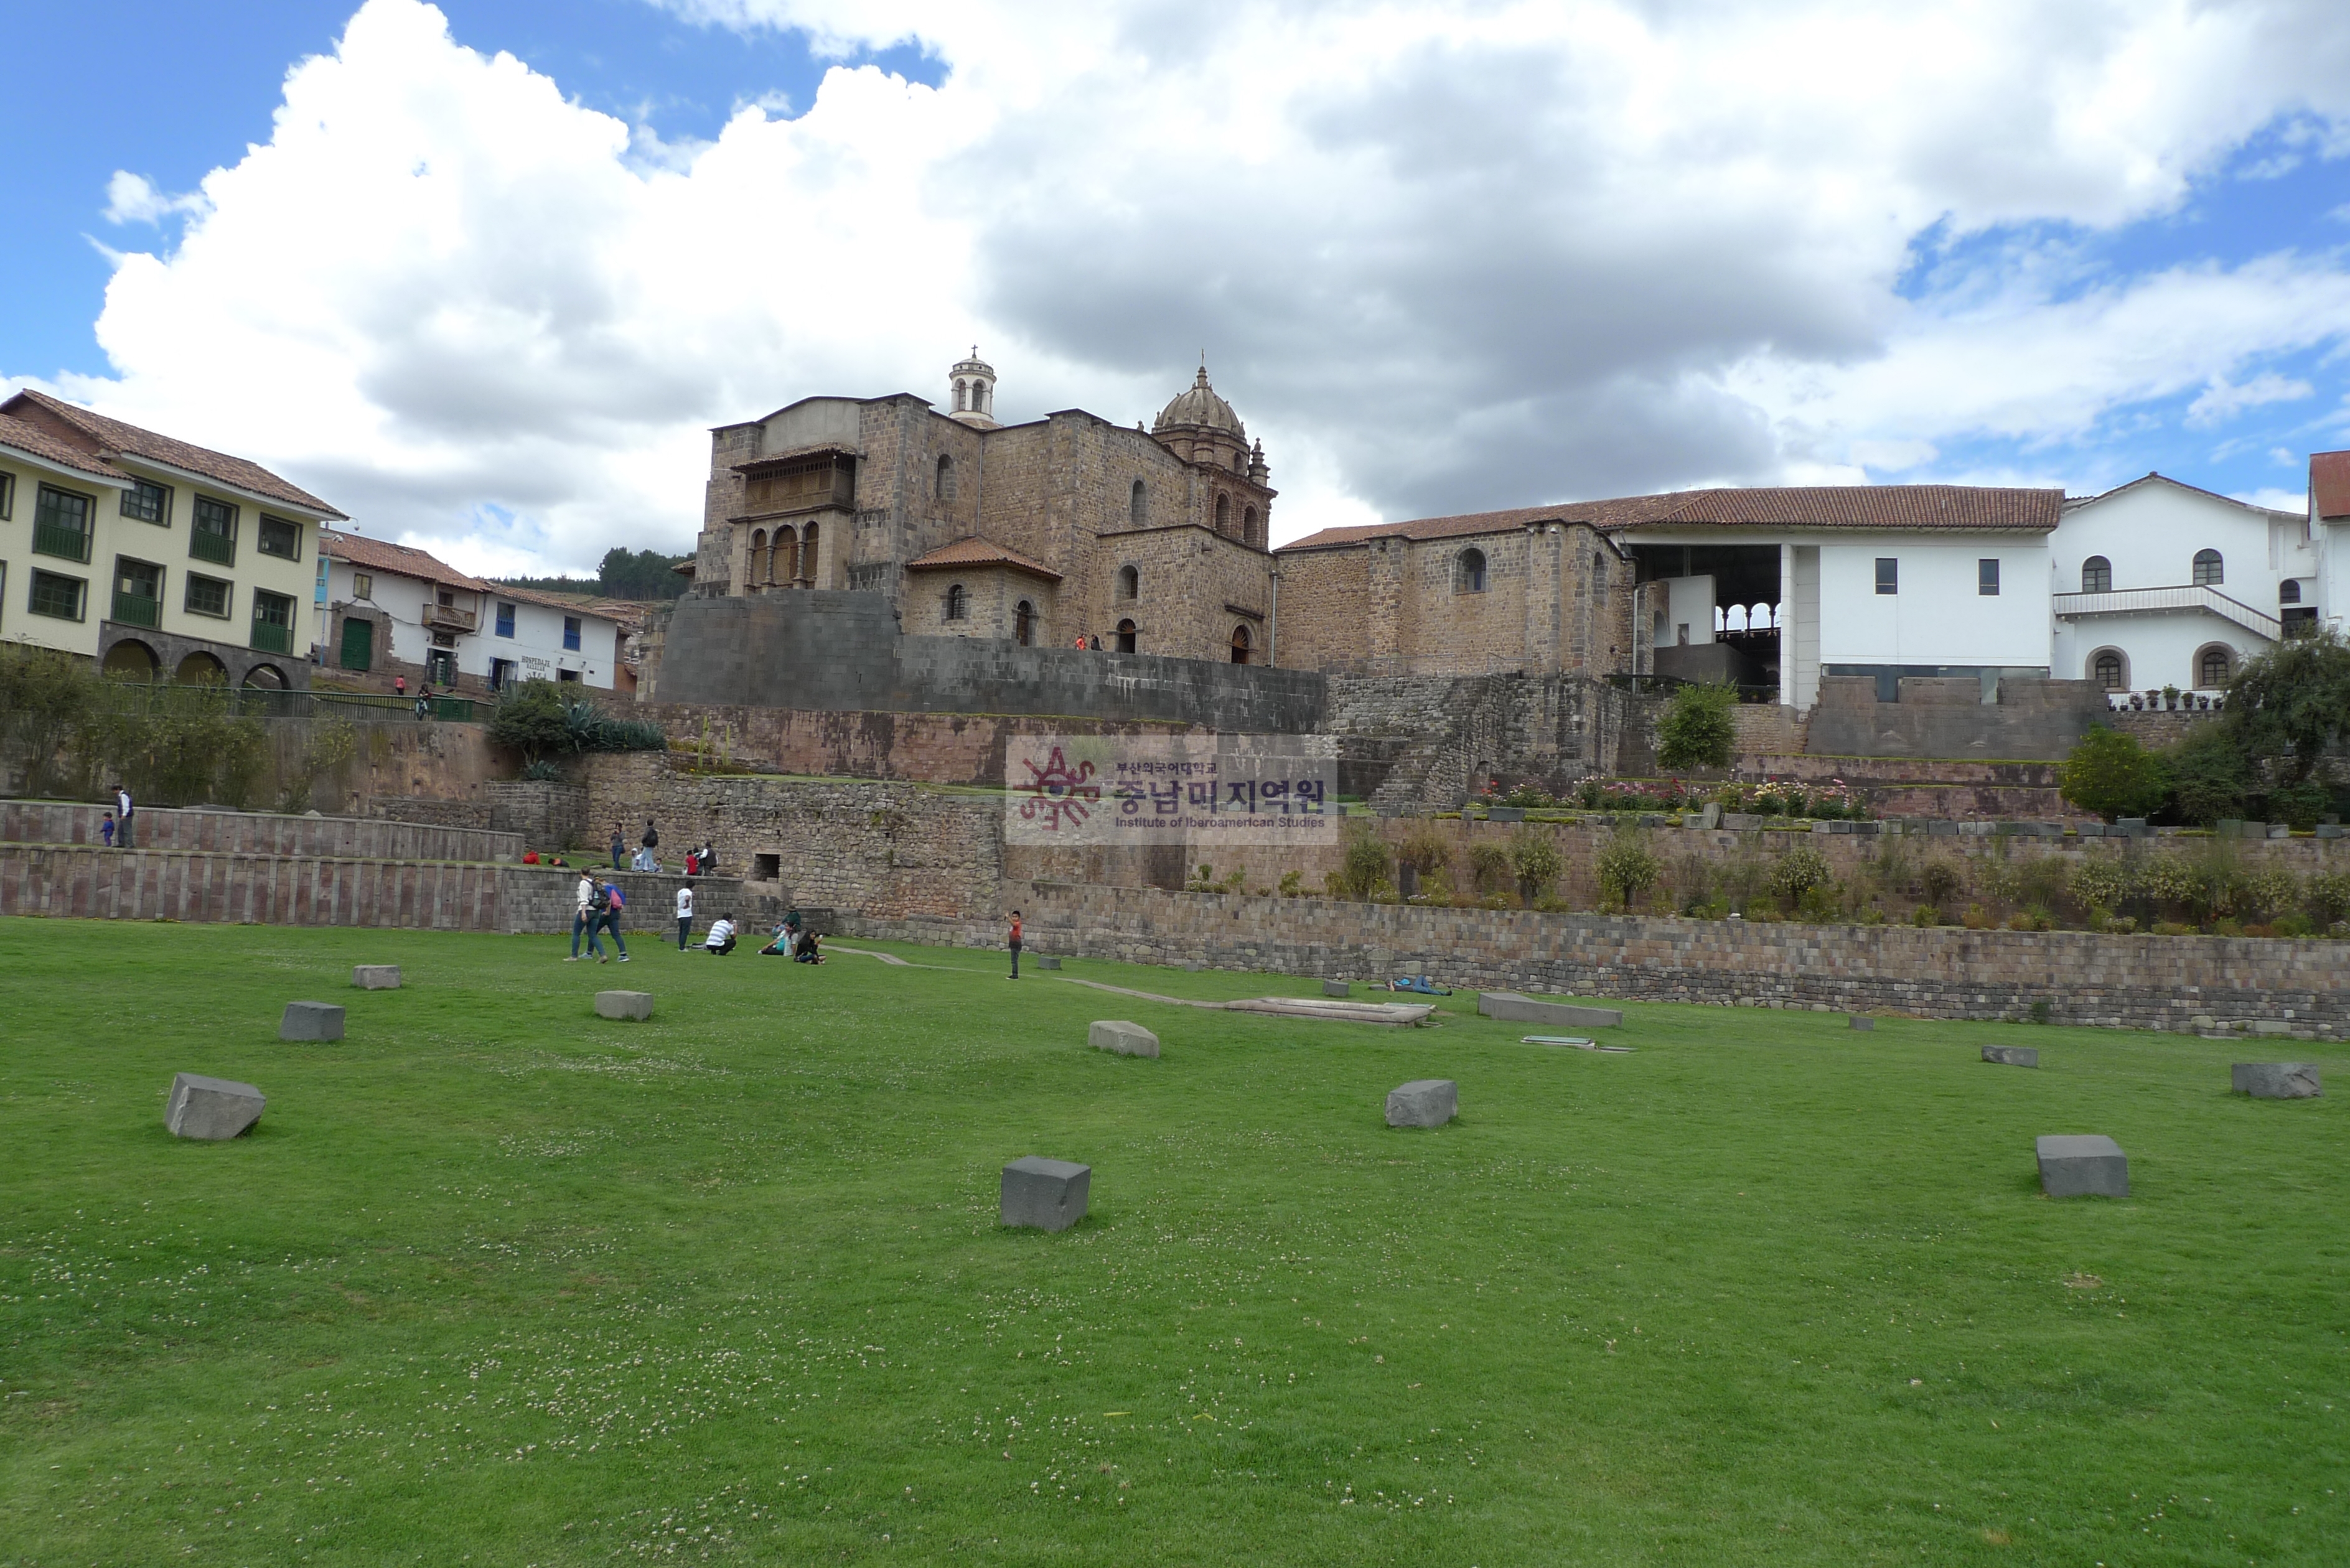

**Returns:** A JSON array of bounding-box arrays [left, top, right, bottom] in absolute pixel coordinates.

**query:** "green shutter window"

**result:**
[[29, 569, 86, 621], [122, 480, 170, 524], [191, 497, 237, 566], [112, 558, 163, 628], [185, 574, 232, 619], [34, 485, 94, 562], [251, 588, 294, 653], [258, 515, 301, 559]]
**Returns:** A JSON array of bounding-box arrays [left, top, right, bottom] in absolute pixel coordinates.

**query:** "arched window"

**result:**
[[1116, 618, 1137, 653], [800, 521, 818, 584], [1214, 493, 1230, 533], [2081, 556, 2112, 593], [954, 380, 968, 413], [945, 583, 968, 622], [1014, 600, 1035, 646], [1118, 564, 1138, 600], [1230, 623, 1252, 664], [2193, 549, 2224, 587], [775, 529, 798, 584], [1129, 479, 1146, 526], [1242, 505, 1258, 543], [2198, 645, 2232, 688], [1232, 451, 1246, 473], [2091, 649, 2127, 690], [2281, 579, 2302, 604], [1456, 548, 1487, 594], [749, 528, 767, 586]]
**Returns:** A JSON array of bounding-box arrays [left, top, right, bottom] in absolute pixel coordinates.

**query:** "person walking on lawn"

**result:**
[[675, 882, 695, 951], [566, 870, 597, 960], [1007, 909, 1022, 979], [596, 880, 630, 963]]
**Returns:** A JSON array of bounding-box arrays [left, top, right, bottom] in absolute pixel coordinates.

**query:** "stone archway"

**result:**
[[102, 639, 161, 681], [241, 662, 289, 690], [176, 651, 230, 686]]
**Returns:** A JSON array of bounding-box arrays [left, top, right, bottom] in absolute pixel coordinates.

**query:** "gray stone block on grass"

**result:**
[[594, 991, 653, 1021], [1477, 991, 1623, 1030], [1088, 1020, 1160, 1058], [1001, 1156, 1090, 1231], [1037, 954, 1062, 970], [352, 965, 401, 991], [1322, 979, 1350, 997], [2036, 1134, 2128, 1198], [280, 1001, 345, 1042], [1183, 960, 1206, 973], [2232, 1063, 2321, 1099], [1848, 1015, 1876, 1032], [165, 1072, 266, 1141], [1386, 1078, 1458, 1128], [1983, 1045, 2039, 1068]]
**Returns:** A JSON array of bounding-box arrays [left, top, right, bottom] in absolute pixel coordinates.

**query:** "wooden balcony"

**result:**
[[423, 600, 479, 633]]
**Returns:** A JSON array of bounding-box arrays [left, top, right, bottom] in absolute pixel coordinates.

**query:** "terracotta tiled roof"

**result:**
[[2311, 452, 2350, 520], [0, 411, 131, 482], [320, 530, 492, 594], [1280, 484, 2064, 552], [2070, 470, 2303, 520], [1, 388, 347, 518], [903, 534, 1064, 581], [487, 582, 629, 623]]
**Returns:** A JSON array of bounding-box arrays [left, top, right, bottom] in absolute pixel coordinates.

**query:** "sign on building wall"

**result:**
[[1005, 734, 1339, 847]]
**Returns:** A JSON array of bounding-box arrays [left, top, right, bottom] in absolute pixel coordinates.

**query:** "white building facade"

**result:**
[[321, 531, 624, 693]]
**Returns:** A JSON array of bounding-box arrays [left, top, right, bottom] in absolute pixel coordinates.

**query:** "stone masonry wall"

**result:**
[[1, 800, 523, 863], [851, 880, 2350, 1037]]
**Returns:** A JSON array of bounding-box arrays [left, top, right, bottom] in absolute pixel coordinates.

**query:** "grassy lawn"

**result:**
[[1, 918, 2343, 1566]]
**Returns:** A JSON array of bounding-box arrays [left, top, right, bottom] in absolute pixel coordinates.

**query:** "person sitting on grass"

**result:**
[[703, 914, 738, 955], [758, 918, 794, 956], [792, 930, 823, 964]]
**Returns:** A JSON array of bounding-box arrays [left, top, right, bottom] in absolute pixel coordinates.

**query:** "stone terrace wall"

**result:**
[[637, 703, 1199, 788], [1, 801, 523, 863], [0, 844, 509, 930], [854, 881, 2350, 1037], [365, 796, 494, 831]]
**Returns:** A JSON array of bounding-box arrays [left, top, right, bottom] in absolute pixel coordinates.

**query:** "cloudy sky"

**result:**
[[10, 0, 2350, 576]]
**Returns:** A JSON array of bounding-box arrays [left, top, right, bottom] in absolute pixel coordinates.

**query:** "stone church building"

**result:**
[[691, 352, 1280, 663]]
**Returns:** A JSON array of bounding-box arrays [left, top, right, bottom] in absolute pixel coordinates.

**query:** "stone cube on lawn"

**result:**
[[595, 991, 654, 1021], [1001, 1157, 1090, 1231], [352, 965, 401, 990], [1037, 955, 1062, 971], [279, 1001, 345, 1042], [2036, 1135, 2128, 1198], [1322, 979, 1350, 997], [1848, 1015, 1876, 1031], [2232, 1063, 2322, 1099], [166, 1072, 266, 1141], [1983, 1045, 2039, 1068], [1386, 1079, 1458, 1129], [1088, 1020, 1159, 1058], [1477, 992, 1624, 1030]]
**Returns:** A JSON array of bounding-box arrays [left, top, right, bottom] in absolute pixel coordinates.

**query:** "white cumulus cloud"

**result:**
[[19, 0, 2350, 574]]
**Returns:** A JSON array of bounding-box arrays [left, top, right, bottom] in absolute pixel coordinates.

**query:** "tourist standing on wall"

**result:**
[[566, 870, 596, 961], [642, 818, 660, 867], [675, 883, 695, 950], [115, 784, 134, 850], [1008, 909, 1022, 979], [610, 822, 627, 871]]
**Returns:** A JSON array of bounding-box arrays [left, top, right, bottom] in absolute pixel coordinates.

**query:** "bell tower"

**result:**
[[948, 347, 999, 429]]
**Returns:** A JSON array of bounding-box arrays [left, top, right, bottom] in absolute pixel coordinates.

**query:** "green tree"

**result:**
[[2056, 724, 2170, 822], [1507, 828, 1563, 901], [1329, 821, 1392, 899], [2226, 626, 2350, 783], [489, 679, 575, 765], [2165, 722, 2250, 827], [0, 647, 103, 797], [1594, 826, 1660, 908], [1770, 842, 1833, 905], [1655, 681, 1738, 771]]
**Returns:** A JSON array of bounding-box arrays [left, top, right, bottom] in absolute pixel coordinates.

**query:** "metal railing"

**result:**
[[2053, 584, 2281, 642], [94, 680, 478, 722], [111, 591, 161, 628], [424, 600, 479, 632], [190, 527, 236, 567], [249, 621, 294, 655], [33, 518, 91, 562]]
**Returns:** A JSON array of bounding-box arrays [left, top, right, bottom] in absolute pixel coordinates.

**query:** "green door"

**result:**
[[339, 616, 373, 672]]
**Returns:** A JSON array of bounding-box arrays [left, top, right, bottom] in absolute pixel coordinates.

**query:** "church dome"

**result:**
[[1153, 365, 1245, 438]]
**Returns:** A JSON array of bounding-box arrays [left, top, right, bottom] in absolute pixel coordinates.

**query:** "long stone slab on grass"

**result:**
[[1478, 992, 1623, 1030], [594, 991, 653, 1020], [2232, 1063, 2322, 1099], [352, 965, 401, 990], [1088, 1020, 1159, 1058], [1983, 1045, 2039, 1068], [2036, 1134, 2128, 1198], [1322, 979, 1350, 997], [1386, 1078, 1458, 1128], [279, 1001, 345, 1041], [1848, 1015, 1876, 1032], [1001, 1156, 1090, 1231], [166, 1073, 265, 1140]]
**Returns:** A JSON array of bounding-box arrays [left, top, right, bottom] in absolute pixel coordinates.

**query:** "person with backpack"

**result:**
[[594, 880, 630, 963], [566, 869, 597, 960], [641, 818, 660, 869]]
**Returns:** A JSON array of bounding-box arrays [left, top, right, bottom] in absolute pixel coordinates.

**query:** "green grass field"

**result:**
[[1, 918, 2343, 1566]]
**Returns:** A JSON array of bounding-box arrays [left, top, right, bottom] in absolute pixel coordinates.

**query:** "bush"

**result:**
[[2166, 723, 2250, 826], [1655, 681, 1738, 771], [1769, 842, 1833, 905], [1467, 843, 1512, 895], [1595, 827, 1662, 908], [1507, 829, 1563, 901], [1334, 823, 1392, 900], [2069, 856, 2131, 911], [1918, 859, 1962, 910], [1397, 824, 1452, 875], [1278, 869, 1304, 898], [2305, 870, 2350, 926], [491, 679, 666, 765], [2057, 725, 2170, 822]]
